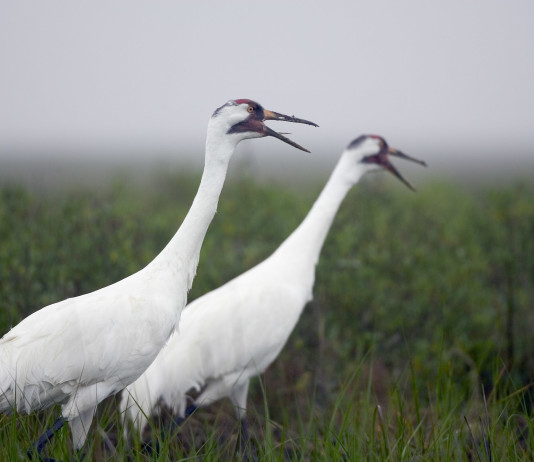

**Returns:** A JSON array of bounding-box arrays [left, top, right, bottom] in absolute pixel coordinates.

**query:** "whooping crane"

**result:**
[[0, 99, 317, 459], [120, 134, 427, 440]]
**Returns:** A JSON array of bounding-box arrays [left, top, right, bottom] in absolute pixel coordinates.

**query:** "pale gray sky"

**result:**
[[1, 1, 533, 180]]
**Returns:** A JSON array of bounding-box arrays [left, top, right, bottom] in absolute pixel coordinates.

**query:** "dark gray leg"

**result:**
[[237, 417, 258, 462], [27, 417, 65, 461], [238, 417, 249, 455], [142, 404, 199, 456], [172, 403, 198, 428], [240, 417, 249, 441], [185, 404, 198, 418]]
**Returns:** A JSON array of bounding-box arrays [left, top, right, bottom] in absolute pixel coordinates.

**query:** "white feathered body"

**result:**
[[0, 259, 188, 420], [121, 248, 314, 434], [0, 100, 254, 449], [121, 147, 370, 435]]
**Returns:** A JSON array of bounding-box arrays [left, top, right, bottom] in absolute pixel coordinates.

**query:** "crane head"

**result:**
[[352, 134, 427, 191], [213, 99, 318, 152]]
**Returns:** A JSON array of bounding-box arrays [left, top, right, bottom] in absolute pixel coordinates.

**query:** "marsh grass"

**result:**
[[1, 172, 534, 460], [0, 350, 533, 460]]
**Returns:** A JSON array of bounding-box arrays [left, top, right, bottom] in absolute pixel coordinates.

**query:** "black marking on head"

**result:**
[[226, 101, 266, 135], [348, 134, 388, 151], [360, 143, 390, 167], [349, 134, 389, 165], [368, 134, 387, 148], [361, 150, 389, 167], [242, 100, 264, 118], [212, 99, 264, 119], [347, 135, 368, 150], [234, 98, 255, 106]]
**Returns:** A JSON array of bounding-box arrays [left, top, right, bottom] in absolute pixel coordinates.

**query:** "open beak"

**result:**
[[388, 147, 427, 167], [384, 147, 427, 191], [262, 109, 319, 153], [263, 110, 319, 127]]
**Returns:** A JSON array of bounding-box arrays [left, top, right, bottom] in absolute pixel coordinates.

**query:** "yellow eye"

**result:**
[[247, 106, 254, 113]]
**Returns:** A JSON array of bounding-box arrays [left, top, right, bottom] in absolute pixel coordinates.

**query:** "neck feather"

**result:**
[[273, 155, 367, 269], [150, 135, 235, 288]]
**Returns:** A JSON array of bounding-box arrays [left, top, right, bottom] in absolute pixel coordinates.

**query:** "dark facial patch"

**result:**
[[360, 140, 390, 165], [212, 99, 265, 124], [361, 151, 388, 167], [227, 101, 266, 135], [358, 135, 389, 164]]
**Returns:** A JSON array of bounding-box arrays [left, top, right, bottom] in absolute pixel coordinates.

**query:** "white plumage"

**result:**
[[0, 99, 316, 455], [120, 134, 426, 437]]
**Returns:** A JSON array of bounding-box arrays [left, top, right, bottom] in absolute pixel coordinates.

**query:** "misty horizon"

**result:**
[[1, 1, 533, 187]]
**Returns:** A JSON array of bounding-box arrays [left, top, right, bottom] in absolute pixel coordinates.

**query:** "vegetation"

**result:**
[[1, 169, 533, 460]]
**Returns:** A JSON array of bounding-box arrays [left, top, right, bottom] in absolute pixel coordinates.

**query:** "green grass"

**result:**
[[1, 170, 534, 460]]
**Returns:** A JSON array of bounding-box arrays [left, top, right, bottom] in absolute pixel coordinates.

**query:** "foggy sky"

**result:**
[[1, 1, 533, 179]]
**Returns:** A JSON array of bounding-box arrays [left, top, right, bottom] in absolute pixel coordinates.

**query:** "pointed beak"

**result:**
[[262, 109, 319, 153], [388, 147, 427, 167], [263, 110, 319, 127], [383, 159, 417, 191], [385, 147, 427, 192]]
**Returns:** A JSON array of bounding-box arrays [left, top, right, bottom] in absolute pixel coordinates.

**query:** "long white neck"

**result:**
[[272, 152, 367, 273], [149, 133, 236, 288]]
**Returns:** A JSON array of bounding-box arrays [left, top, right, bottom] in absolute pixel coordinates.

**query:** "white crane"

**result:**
[[120, 134, 427, 441], [0, 99, 317, 459]]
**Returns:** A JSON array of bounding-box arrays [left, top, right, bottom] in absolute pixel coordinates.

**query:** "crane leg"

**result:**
[[240, 417, 249, 440], [142, 404, 199, 455], [237, 417, 249, 454], [169, 403, 197, 429], [185, 404, 198, 417], [141, 438, 160, 457], [236, 418, 258, 462], [27, 417, 65, 461]]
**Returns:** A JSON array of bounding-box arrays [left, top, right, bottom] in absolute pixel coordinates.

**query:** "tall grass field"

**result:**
[[1, 170, 533, 460]]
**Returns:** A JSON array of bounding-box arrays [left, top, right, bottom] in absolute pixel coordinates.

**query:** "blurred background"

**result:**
[[1, 0, 533, 186], [1, 2, 534, 458]]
